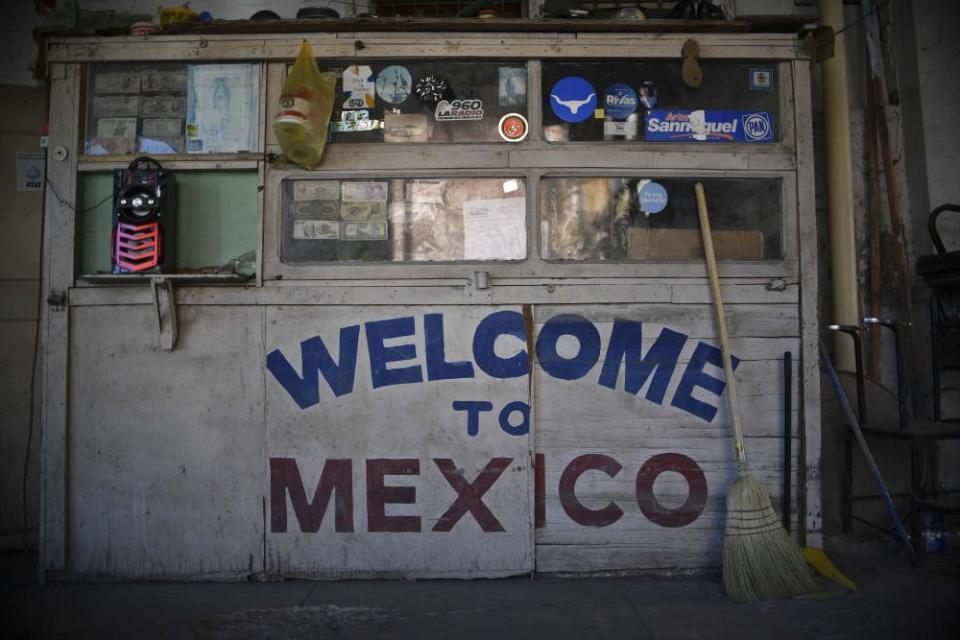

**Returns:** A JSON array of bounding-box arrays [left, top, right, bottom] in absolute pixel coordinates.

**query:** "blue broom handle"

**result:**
[[819, 341, 918, 562]]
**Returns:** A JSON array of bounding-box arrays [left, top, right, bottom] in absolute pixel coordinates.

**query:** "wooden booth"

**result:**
[[39, 21, 819, 580]]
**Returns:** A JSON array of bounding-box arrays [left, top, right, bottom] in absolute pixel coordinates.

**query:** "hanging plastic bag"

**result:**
[[273, 40, 335, 169]]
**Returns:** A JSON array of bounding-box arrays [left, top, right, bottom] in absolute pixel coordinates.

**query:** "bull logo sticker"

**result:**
[[549, 77, 596, 123]]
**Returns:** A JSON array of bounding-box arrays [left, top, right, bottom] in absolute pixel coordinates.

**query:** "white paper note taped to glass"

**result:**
[[462, 197, 526, 261]]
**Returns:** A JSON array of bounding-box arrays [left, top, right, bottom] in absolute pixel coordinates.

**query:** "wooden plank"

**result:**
[[793, 59, 821, 548], [48, 32, 802, 63], [264, 305, 533, 578], [671, 282, 799, 304], [39, 62, 79, 575], [67, 306, 267, 578]]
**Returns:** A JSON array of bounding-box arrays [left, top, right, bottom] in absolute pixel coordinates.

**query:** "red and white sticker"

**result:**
[[498, 113, 528, 142]]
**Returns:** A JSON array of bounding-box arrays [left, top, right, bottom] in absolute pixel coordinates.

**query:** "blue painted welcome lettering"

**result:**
[[265, 325, 361, 410], [598, 320, 686, 405], [266, 311, 743, 424]]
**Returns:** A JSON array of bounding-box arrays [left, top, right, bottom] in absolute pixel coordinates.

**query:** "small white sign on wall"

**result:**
[[16, 151, 44, 191]]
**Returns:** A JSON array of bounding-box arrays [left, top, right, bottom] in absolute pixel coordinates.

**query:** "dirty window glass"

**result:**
[[320, 61, 528, 144], [542, 61, 780, 143], [540, 177, 781, 261], [282, 177, 527, 263], [84, 63, 260, 155]]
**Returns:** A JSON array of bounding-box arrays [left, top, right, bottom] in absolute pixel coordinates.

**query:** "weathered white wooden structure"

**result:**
[[39, 24, 819, 580]]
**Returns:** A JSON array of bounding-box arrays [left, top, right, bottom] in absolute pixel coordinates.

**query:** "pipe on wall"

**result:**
[[818, 0, 859, 372]]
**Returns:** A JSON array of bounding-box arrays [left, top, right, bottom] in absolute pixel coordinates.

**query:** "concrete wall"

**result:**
[[0, 85, 45, 549]]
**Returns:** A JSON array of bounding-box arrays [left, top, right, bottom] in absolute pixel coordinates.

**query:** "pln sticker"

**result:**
[[549, 76, 596, 123], [499, 113, 528, 142], [376, 65, 412, 104], [342, 65, 375, 109], [604, 83, 638, 119], [749, 67, 774, 91], [637, 181, 668, 215]]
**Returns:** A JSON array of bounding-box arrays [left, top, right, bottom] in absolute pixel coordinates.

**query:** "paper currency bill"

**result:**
[[93, 95, 139, 116], [96, 117, 137, 139], [294, 200, 340, 220], [141, 118, 183, 138], [293, 219, 340, 240], [140, 96, 186, 117], [340, 201, 387, 221], [293, 180, 340, 201], [341, 221, 388, 241], [341, 181, 388, 203], [141, 70, 187, 92], [94, 72, 140, 94]]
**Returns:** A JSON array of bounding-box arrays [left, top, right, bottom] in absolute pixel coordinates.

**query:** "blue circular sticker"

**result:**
[[604, 83, 638, 119], [376, 65, 412, 104], [637, 181, 668, 214], [549, 76, 597, 123]]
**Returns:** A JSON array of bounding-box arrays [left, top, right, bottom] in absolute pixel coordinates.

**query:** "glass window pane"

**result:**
[[319, 61, 528, 144], [542, 61, 780, 143], [79, 171, 258, 274], [85, 63, 260, 155], [540, 177, 781, 261], [281, 177, 527, 263]]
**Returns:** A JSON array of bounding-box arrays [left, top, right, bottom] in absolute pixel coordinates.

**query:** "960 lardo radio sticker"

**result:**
[[435, 99, 484, 121]]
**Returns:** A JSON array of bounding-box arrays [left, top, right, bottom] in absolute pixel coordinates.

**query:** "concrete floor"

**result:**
[[2, 539, 959, 639]]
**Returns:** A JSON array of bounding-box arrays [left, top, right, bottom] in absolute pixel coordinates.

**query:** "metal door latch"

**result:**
[[150, 276, 178, 350]]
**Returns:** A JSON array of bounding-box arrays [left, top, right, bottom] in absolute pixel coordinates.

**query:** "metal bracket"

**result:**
[[150, 276, 178, 350]]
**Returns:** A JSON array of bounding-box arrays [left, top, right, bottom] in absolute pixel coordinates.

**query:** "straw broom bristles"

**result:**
[[723, 472, 819, 603], [694, 182, 818, 603]]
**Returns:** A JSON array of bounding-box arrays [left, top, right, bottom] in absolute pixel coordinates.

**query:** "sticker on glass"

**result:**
[[604, 83, 638, 120], [603, 120, 637, 138], [645, 110, 774, 143], [637, 180, 668, 215], [435, 99, 484, 121], [376, 65, 412, 105], [498, 67, 527, 107], [499, 113, 528, 142], [638, 81, 659, 110], [549, 76, 596, 123], [342, 65, 375, 109], [750, 67, 774, 91], [414, 75, 449, 104]]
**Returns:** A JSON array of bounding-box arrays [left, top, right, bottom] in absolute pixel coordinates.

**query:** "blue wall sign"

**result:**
[[603, 83, 638, 120], [549, 77, 597, 123], [637, 181, 668, 214], [645, 110, 775, 143]]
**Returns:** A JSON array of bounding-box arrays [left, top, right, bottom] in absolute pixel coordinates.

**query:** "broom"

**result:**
[[694, 182, 818, 602]]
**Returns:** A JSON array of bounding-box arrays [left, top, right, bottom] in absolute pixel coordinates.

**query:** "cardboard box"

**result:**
[[627, 228, 765, 260]]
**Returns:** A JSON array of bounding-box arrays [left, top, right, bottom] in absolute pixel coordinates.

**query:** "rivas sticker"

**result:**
[[645, 110, 774, 143], [435, 99, 484, 121]]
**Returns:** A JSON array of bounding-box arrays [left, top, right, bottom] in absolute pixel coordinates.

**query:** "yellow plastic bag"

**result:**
[[273, 40, 335, 169]]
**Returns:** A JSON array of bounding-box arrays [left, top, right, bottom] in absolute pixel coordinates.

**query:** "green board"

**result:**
[[80, 171, 258, 274]]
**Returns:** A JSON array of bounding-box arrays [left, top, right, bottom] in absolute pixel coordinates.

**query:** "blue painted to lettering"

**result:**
[[365, 316, 424, 389], [498, 400, 530, 436], [598, 320, 686, 404], [266, 325, 361, 409], [425, 313, 476, 381], [671, 341, 741, 422], [473, 310, 528, 379], [536, 314, 601, 381], [452, 400, 493, 436]]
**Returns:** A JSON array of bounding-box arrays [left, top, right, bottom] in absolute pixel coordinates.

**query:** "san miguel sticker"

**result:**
[[645, 110, 775, 143], [435, 99, 484, 121], [498, 113, 528, 142]]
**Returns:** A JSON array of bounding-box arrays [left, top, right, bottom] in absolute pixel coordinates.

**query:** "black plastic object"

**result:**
[[697, 0, 725, 20], [111, 156, 175, 274], [297, 7, 339, 18], [250, 10, 281, 20]]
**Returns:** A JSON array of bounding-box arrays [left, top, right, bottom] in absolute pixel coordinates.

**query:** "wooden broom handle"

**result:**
[[694, 182, 747, 469]]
